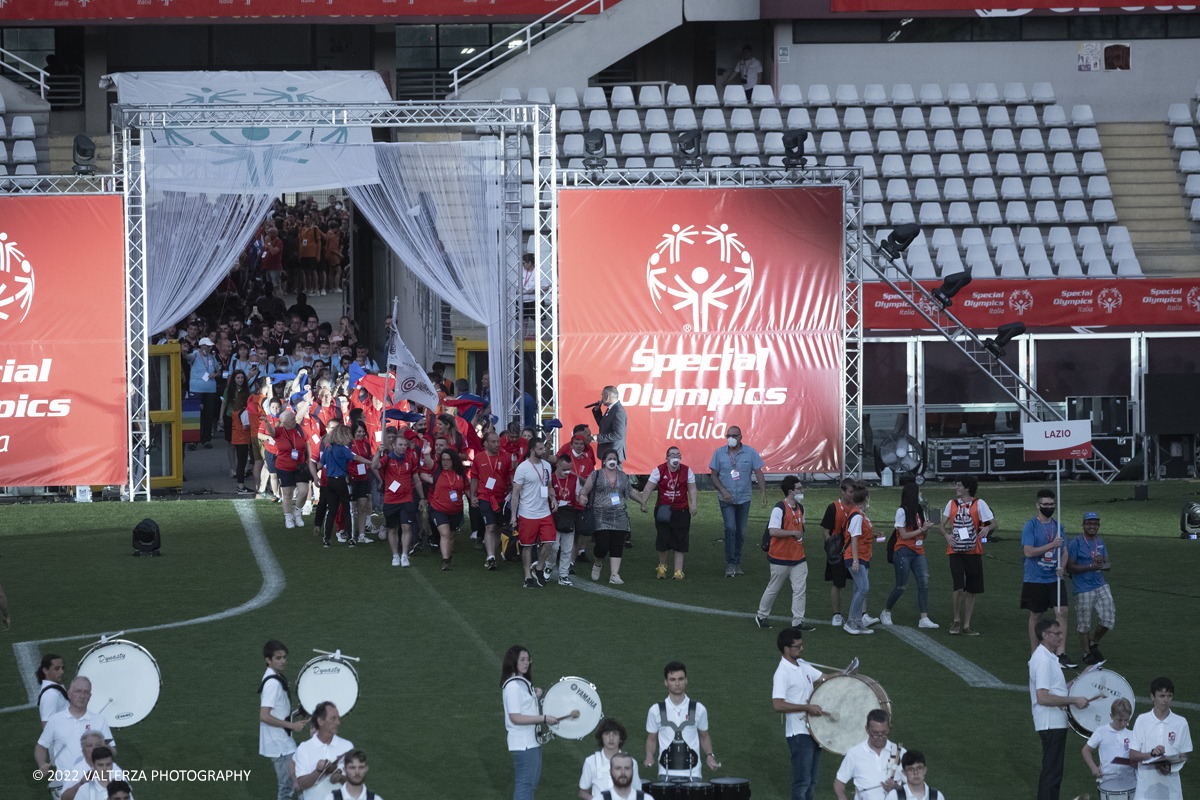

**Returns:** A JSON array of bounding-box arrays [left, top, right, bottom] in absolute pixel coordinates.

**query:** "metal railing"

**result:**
[[449, 0, 606, 97], [395, 70, 453, 101], [0, 46, 48, 99], [46, 75, 83, 108]]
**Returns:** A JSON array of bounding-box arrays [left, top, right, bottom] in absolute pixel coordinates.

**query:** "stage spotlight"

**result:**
[[782, 129, 806, 167], [677, 130, 702, 169], [931, 270, 973, 307], [879, 223, 921, 261], [984, 321, 1026, 358], [132, 518, 161, 557], [72, 134, 96, 175], [583, 129, 607, 169]]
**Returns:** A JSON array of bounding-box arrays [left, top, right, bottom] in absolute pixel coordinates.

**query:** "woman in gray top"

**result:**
[[577, 448, 644, 585]]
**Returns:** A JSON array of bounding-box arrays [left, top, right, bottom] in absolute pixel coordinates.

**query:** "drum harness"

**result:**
[[657, 699, 700, 773], [37, 683, 68, 707], [894, 787, 939, 800], [601, 792, 645, 800]]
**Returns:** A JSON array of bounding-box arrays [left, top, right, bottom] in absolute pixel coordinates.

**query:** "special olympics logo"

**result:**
[[0, 231, 35, 323], [1008, 289, 1033, 315], [1098, 288, 1122, 314], [1187, 287, 1200, 313], [646, 223, 754, 332], [400, 377, 419, 393]]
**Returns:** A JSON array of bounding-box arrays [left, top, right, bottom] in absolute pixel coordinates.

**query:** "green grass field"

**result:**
[[2, 480, 1198, 799]]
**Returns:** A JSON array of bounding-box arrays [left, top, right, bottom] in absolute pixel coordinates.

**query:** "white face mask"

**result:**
[[796, 492, 804, 501], [727, 437, 738, 448], [668, 457, 681, 468], [605, 460, 619, 470]]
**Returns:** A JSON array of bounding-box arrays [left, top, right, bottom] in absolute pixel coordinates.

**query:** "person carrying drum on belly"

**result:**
[[605, 753, 653, 800], [259, 640, 307, 800], [884, 751, 943, 800], [645, 661, 720, 782], [1082, 697, 1135, 787], [834, 709, 905, 800], [772, 627, 838, 800]]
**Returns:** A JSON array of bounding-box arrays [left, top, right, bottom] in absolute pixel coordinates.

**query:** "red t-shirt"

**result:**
[[300, 416, 325, 464], [262, 238, 282, 272], [380, 450, 421, 504], [261, 413, 281, 454], [552, 470, 584, 511], [472, 451, 512, 505], [558, 445, 596, 480], [316, 401, 341, 428], [652, 462, 693, 511], [349, 438, 373, 482], [500, 436, 529, 469], [273, 426, 307, 472], [429, 470, 466, 514]]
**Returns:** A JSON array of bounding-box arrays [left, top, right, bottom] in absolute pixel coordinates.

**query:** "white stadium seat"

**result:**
[[778, 85, 803, 106], [638, 86, 663, 107], [734, 133, 759, 155], [695, 85, 720, 107], [1020, 129, 1045, 151], [667, 85, 692, 107], [1116, 258, 1143, 277], [1000, 259, 1026, 279], [588, 110, 613, 131], [710, 156, 733, 167], [616, 109, 641, 132], [915, 178, 941, 201], [1082, 152, 1107, 175], [835, 84, 860, 106], [706, 132, 731, 155], [762, 132, 785, 155], [863, 179, 883, 202], [819, 132, 844, 154], [972, 177, 998, 200], [881, 154, 907, 177], [944, 178, 969, 200], [1005, 201, 1031, 224], [1077, 128, 1102, 150], [947, 83, 971, 104], [560, 110, 584, 133], [723, 85, 748, 107], [957, 107, 983, 128], [1047, 129, 1073, 151], [10, 116, 35, 138], [844, 107, 868, 130], [976, 83, 1000, 104], [1087, 176, 1112, 199], [991, 129, 1016, 152], [730, 108, 755, 131], [499, 87, 522, 101], [808, 85, 832, 106], [562, 135, 584, 157], [1111, 242, 1136, 263], [948, 202, 974, 225], [977, 202, 1002, 225], [1168, 103, 1193, 125], [1034, 201, 1060, 224], [1025, 153, 1050, 175], [12, 140, 37, 164], [758, 108, 783, 131], [644, 108, 669, 132], [873, 107, 898, 129], [1019, 227, 1044, 247], [920, 203, 944, 225], [849, 131, 874, 154], [1000, 177, 1025, 200], [786, 108, 811, 130], [815, 107, 840, 130], [863, 84, 887, 105], [890, 203, 916, 225], [610, 86, 635, 108], [1091, 200, 1117, 223], [906, 130, 930, 153], [864, 203, 887, 226], [1028, 259, 1054, 279], [1004, 83, 1028, 103], [1055, 176, 1082, 199], [877, 131, 903, 153], [887, 178, 912, 202], [648, 133, 673, 156], [892, 84, 916, 105], [920, 84, 943, 105], [750, 85, 775, 106], [901, 107, 926, 129], [1053, 152, 1079, 175], [967, 154, 993, 177], [1058, 260, 1084, 278], [619, 133, 645, 156], [929, 107, 954, 129], [583, 87, 608, 108], [1032, 82, 1056, 103], [996, 153, 1021, 176], [555, 87, 580, 109], [673, 108, 698, 130], [1063, 200, 1090, 223], [1106, 226, 1131, 245], [1173, 128, 1198, 149], [910, 154, 935, 176], [855, 155, 878, 177], [1072, 105, 1095, 126], [986, 106, 1011, 128], [962, 129, 987, 152], [0, 142, 7, 163], [702, 108, 727, 130], [1042, 105, 1068, 126], [1179, 151, 1200, 173]]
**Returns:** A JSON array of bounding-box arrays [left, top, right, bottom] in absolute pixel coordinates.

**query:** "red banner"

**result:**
[[558, 187, 845, 475], [0, 196, 128, 486], [0, 0, 610, 22], [833, 0, 1129, 10], [864, 279, 1200, 330]]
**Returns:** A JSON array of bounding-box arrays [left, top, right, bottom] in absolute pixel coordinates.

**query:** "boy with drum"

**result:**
[[1082, 697, 1134, 787], [644, 661, 720, 781], [1129, 677, 1192, 800], [259, 640, 306, 800]]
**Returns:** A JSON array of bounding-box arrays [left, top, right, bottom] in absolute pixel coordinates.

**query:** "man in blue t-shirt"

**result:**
[[1021, 489, 1073, 668], [1066, 511, 1114, 665], [709, 426, 767, 578]]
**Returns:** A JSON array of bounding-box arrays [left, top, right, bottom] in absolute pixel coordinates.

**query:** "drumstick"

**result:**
[[97, 698, 114, 716], [548, 710, 581, 725]]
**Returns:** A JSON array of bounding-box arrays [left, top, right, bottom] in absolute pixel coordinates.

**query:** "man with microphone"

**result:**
[[590, 387, 627, 464]]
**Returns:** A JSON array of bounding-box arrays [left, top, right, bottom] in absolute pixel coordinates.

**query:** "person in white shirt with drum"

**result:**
[[36, 677, 115, 800], [1082, 697, 1135, 792], [771, 627, 836, 800], [580, 719, 641, 800], [606, 753, 653, 800], [1129, 677, 1192, 800], [258, 640, 307, 800], [330, 750, 380, 800], [36, 653, 68, 730], [644, 661, 720, 781], [884, 751, 943, 800], [1028, 619, 1091, 800], [292, 701, 354, 800], [834, 709, 905, 800], [502, 645, 558, 800], [63, 745, 122, 800], [61, 735, 124, 800]]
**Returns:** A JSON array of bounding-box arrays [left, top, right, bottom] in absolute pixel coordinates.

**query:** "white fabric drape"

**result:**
[[334, 141, 511, 426]]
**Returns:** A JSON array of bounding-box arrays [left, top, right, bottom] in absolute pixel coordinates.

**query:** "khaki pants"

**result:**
[[757, 561, 809, 624]]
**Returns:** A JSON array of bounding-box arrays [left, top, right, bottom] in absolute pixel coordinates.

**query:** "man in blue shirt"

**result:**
[[708, 426, 767, 577], [187, 336, 219, 450], [1021, 489, 1073, 668], [1066, 512, 1114, 665]]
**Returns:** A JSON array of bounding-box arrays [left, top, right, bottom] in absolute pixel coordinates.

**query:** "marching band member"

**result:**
[[579, 719, 641, 800], [502, 645, 558, 800], [1129, 677, 1192, 800], [772, 627, 835, 800], [293, 702, 354, 800], [644, 661, 719, 782], [834, 710, 904, 800], [36, 654, 68, 730], [258, 640, 306, 800]]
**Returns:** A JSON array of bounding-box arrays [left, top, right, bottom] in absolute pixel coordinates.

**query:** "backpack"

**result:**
[[499, 522, 521, 561], [826, 510, 862, 564], [762, 501, 787, 552]]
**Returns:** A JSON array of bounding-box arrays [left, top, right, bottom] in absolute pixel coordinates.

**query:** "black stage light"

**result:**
[[782, 129, 806, 167], [676, 130, 702, 169], [72, 134, 96, 175], [985, 321, 1026, 358], [132, 518, 161, 557], [879, 223, 921, 261], [583, 129, 607, 169], [931, 270, 973, 307]]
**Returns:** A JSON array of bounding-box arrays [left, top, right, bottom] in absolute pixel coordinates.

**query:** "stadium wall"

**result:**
[[774, 22, 1199, 122]]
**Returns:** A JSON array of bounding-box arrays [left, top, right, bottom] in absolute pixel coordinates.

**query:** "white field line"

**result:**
[[409, 568, 500, 666], [1, 500, 283, 714]]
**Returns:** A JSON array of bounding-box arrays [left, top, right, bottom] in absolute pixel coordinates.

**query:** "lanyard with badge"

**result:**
[[483, 453, 500, 492], [445, 472, 461, 503], [603, 469, 621, 506], [534, 462, 548, 498], [728, 448, 741, 481], [1037, 518, 1058, 569]]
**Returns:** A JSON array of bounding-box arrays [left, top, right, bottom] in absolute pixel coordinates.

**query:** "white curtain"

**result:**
[[333, 141, 510, 426]]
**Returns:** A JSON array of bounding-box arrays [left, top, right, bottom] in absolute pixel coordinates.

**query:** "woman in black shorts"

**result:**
[[427, 449, 473, 571], [348, 420, 374, 544]]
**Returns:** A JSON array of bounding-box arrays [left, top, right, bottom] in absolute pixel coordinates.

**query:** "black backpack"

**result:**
[[762, 501, 787, 552]]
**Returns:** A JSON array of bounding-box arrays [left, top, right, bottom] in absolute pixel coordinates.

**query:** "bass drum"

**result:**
[[1067, 668, 1134, 737], [296, 654, 360, 716], [806, 674, 892, 755], [539, 676, 603, 740], [76, 639, 162, 728]]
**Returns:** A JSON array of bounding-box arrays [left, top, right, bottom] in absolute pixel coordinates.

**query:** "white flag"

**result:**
[[386, 298, 441, 412]]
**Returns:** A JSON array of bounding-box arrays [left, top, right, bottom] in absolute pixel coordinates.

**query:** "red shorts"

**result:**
[[517, 515, 556, 546]]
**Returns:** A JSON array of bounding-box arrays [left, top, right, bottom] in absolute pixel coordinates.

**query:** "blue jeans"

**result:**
[[786, 733, 822, 800], [511, 746, 542, 800], [719, 499, 752, 565], [886, 548, 930, 614], [270, 754, 295, 800], [845, 559, 870, 621]]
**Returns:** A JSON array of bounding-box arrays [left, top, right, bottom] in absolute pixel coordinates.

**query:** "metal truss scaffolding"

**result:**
[[557, 166, 865, 479], [115, 100, 555, 498]]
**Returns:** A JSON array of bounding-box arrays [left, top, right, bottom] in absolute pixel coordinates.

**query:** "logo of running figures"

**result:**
[[1187, 287, 1200, 313], [1008, 289, 1034, 315], [0, 232, 35, 323], [1098, 287, 1123, 314], [646, 223, 754, 332]]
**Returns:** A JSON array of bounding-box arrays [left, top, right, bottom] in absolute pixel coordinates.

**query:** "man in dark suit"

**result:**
[[592, 386, 627, 463]]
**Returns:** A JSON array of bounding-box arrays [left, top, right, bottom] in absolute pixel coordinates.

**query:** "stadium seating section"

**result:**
[[0, 93, 41, 188]]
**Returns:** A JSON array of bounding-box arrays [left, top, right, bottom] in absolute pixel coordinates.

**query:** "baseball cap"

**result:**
[[572, 433, 586, 441], [1083, 511, 1100, 521], [198, 337, 215, 346]]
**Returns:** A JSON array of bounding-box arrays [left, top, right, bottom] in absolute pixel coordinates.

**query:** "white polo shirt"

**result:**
[[37, 709, 115, 789], [579, 751, 641, 798], [1132, 709, 1192, 800], [292, 733, 354, 800], [1028, 645, 1068, 731], [645, 694, 709, 779], [38, 680, 69, 723], [259, 668, 297, 758], [334, 786, 381, 800], [72, 768, 130, 800], [513, 460, 552, 520], [835, 738, 906, 800], [884, 786, 941, 800], [502, 676, 540, 751], [1086, 723, 1135, 781], [772, 657, 824, 738]]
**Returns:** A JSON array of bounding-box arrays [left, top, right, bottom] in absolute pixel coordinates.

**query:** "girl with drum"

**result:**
[[577, 449, 645, 585], [428, 449, 472, 571], [579, 719, 641, 800], [881, 483, 939, 629], [501, 645, 559, 800]]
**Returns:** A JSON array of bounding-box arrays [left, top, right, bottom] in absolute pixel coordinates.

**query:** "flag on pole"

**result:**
[[386, 298, 441, 412]]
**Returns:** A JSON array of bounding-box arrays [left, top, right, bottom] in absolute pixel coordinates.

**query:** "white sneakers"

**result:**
[[336, 531, 349, 543], [843, 622, 875, 635], [356, 533, 371, 544], [284, 515, 295, 529], [919, 618, 940, 629], [391, 554, 401, 567], [400, 554, 411, 567], [609, 575, 624, 585], [292, 509, 304, 528], [301, 500, 313, 516], [880, 610, 893, 626], [861, 614, 880, 627], [591, 563, 603, 581], [832, 614, 844, 627]]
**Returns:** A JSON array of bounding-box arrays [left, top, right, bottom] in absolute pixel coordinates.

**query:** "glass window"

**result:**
[[1069, 16, 1118, 40], [1168, 14, 1200, 38], [491, 23, 525, 46], [882, 18, 971, 43], [1, 27, 54, 70], [924, 341, 1020, 404], [1022, 17, 1069, 40], [396, 24, 435, 48], [1035, 338, 1131, 401], [1147, 337, 1200, 374], [213, 25, 312, 67], [438, 24, 489, 46], [793, 19, 882, 43], [108, 26, 209, 69], [863, 342, 909, 405], [972, 18, 1020, 41], [1118, 14, 1166, 38]]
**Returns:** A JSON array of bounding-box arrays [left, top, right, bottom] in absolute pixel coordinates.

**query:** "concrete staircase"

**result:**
[[49, 133, 113, 174], [1096, 122, 1200, 276]]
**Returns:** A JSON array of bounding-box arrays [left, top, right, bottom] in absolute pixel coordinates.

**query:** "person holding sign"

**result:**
[[1066, 511, 1115, 665], [1021, 490, 1072, 668], [939, 476, 994, 636]]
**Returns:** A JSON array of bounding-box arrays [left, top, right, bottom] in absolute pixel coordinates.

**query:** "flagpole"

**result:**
[[382, 297, 397, 441]]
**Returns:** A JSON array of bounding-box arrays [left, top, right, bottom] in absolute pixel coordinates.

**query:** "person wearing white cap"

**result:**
[[1066, 511, 1114, 665], [187, 336, 219, 449]]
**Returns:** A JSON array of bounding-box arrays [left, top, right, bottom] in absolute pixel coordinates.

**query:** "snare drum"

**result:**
[[806, 674, 892, 755], [678, 782, 714, 799], [76, 639, 162, 727], [1098, 775, 1137, 800], [538, 676, 603, 741], [1066, 668, 1135, 737], [710, 777, 752, 800], [296, 654, 360, 716], [650, 781, 685, 800]]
